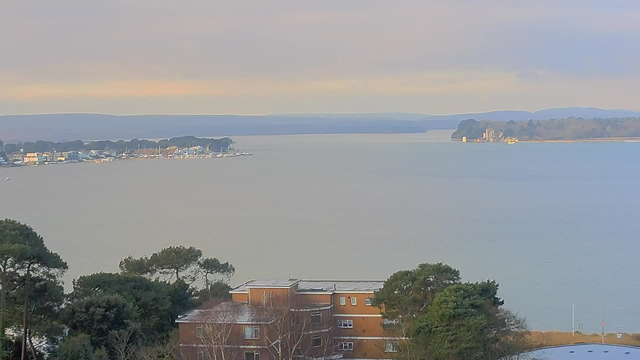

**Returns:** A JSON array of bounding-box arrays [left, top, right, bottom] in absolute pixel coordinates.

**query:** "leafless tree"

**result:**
[[263, 305, 339, 360], [108, 327, 139, 360], [195, 303, 243, 360]]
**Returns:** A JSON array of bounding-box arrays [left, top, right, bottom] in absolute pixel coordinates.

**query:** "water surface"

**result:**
[[1, 131, 639, 333]]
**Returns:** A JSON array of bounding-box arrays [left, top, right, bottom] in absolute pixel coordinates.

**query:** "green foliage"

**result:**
[[375, 264, 528, 360], [69, 273, 185, 343], [3, 136, 234, 154], [452, 117, 640, 140], [373, 262, 460, 323], [198, 258, 235, 284], [412, 282, 527, 360], [64, 294, 141, 350], [148, 246, 202, 282], [118, 256, 154, 277], [196, 281, 232, 304], [0, 219, 67, 360], [56, 335, 94, 360]]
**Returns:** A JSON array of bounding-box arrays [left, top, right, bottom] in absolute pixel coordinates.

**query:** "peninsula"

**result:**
[[451, 117, 640, 142], [0, 136, 250, 167]]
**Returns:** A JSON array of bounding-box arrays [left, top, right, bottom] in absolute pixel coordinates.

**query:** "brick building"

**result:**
[[178, 279, 399, 360]]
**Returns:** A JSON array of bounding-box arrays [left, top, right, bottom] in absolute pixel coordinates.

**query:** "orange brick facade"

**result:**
[[178, 280, 398, 360]]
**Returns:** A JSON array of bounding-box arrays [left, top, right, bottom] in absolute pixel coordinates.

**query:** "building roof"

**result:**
[[524, 344, 640, 359], [177, 302, 278, 324], [231, 279, 384, 293], [245, 279, 299, 288]]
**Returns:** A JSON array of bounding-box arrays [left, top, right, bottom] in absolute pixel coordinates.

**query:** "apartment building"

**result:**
[[178, 279, 399, 360]]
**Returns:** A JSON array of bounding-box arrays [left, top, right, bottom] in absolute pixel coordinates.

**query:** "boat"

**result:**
[[4, 177, 9, 181], [507, 140, 516, 145]]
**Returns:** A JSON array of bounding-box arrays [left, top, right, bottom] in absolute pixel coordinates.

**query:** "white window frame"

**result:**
[[244, 351, 260, 360], [338, 342, 354, 351], [197, 349, 204, 360], [351, 297, 357, 306], [310, 312, 322, 325], [337, 319, 353, 328], [339, 296, 346, 306], [196, 325, 203, 337], [243, 326, 260, 339], [311, 336, 322, 347], [365, 297, 373, 306], [384, 341, 399, 353]]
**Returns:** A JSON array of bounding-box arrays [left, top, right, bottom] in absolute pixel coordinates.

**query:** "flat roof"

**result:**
[[231, 279, 384, 293], [177, 302, 278, 324], [244, 279, 299, 288], [524, 344, 640, 359]]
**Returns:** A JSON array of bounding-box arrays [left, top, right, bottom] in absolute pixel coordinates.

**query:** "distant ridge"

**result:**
[[1, 107, 639, 142]]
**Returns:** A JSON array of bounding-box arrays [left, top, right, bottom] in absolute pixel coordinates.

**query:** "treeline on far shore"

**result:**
[[451, 117, 640, 141], [0, 136, 234, 154]]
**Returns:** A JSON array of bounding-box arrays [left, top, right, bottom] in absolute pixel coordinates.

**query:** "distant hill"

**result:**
[[1, 108, 639, 142]]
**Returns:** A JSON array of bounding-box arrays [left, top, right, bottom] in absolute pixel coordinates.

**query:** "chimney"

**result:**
[[333, 283, 337, 291]]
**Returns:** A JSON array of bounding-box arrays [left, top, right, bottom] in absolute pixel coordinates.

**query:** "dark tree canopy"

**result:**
[[148, 246, 202, 282], [56, 335, 94, 360], [411, 282, 528, 360], [373, 262, 460, 322], [65, 294, 140, 350], [374, 263, 528, 360], [118, 256, 154, 277], [69, 273, 187, 342]]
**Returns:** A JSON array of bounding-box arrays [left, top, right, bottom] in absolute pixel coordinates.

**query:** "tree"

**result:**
[[69, 273, 183, 343], [64, 294, 141, 351], [149, 246, 202, 282], [373, 263, 460, 329], [197, 258, 234, 302], [198, 258, 235, 286], [0, 220, 67, 360], [196, 282, 232, 304], [373, 263, 461, 360], [411, 281, 529, 360], [56, 335, 94, 360], [118, 257, 154, 277], [0, 219, 32, 359]]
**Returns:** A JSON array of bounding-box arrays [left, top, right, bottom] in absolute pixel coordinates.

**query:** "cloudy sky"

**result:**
[[1, 0, 639, 115]]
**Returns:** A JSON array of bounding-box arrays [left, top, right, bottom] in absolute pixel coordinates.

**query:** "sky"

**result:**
[[1, 0, 639, 115]]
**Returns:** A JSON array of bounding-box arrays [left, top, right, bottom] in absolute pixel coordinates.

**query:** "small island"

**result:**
[[0, 136, 251, 167], [451, 117, 640, 142]]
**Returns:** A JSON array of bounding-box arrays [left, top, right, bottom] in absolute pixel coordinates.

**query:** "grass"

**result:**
[[528, 331, 640, 348]]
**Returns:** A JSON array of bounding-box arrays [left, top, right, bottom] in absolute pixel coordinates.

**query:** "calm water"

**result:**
[[1, 131, 640, 333]]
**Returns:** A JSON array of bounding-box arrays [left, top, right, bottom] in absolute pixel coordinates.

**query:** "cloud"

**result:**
[[1, 1, 639, 114]]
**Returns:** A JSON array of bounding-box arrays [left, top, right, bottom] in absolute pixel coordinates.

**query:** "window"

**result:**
[[243, 326, 260, 339], [196, 325, 203, 337], [310, 312, 322, 325], [338, 342, 353, 351], [351, 297, 357, 306], [365, 298, 373, 306], [311, 336, 322, 347], [339, 296, 346, 306], [291, 313, 301, 325], [384, 341, 399, 353], [245, 352, 260, 360], [337, 319, 353, 328], [197, 349, 204, 360]]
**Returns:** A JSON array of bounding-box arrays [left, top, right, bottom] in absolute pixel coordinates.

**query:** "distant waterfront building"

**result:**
[[484, 128, 496, 142], [178, 279, 399, 360], [23, 152, 45, 164]]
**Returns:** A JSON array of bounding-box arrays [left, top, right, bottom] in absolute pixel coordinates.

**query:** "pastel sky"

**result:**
[[1, 0, 639, 115]]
